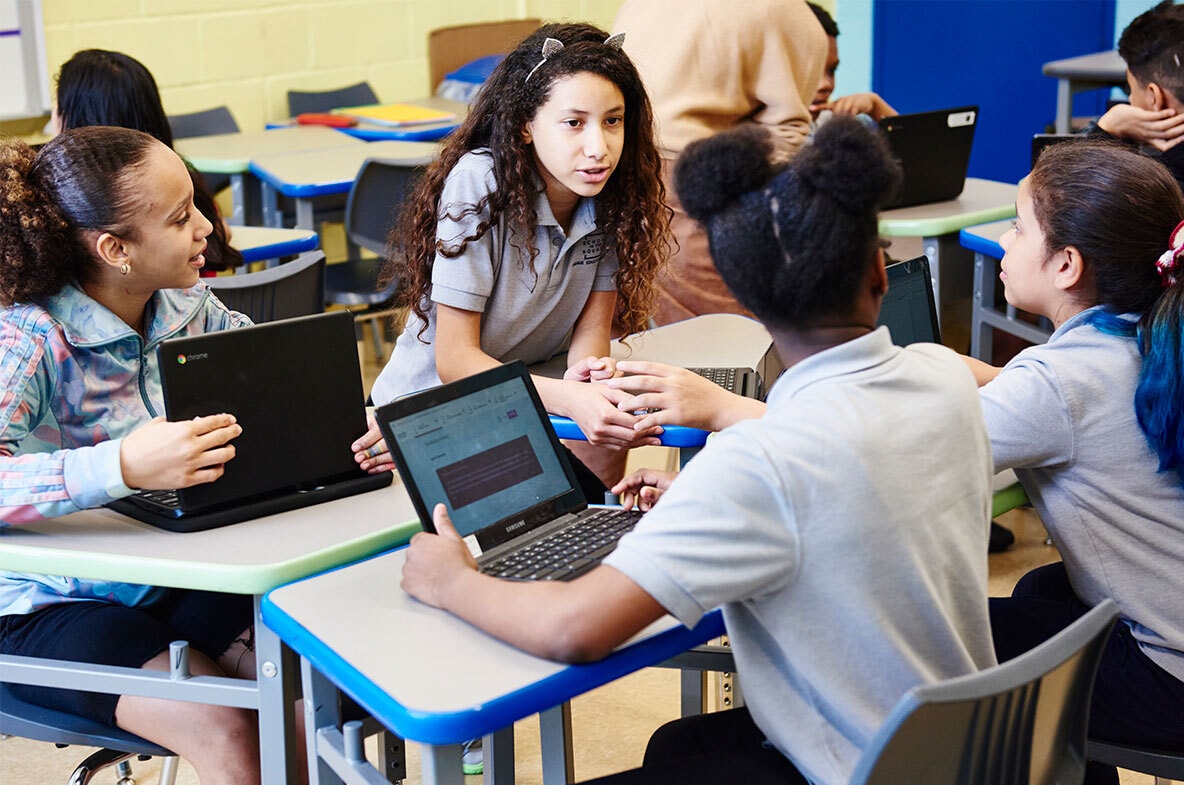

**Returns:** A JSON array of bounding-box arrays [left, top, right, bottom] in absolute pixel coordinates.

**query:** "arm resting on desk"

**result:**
[[402, 504, 666, 662]]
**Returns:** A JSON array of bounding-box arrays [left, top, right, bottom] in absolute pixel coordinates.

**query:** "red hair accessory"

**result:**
[[1156, 219, 1184, 287]]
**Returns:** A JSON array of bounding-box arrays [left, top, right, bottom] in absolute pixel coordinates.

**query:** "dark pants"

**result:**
[[580, 708, 808, 785], [990, 562, 1184, 785]]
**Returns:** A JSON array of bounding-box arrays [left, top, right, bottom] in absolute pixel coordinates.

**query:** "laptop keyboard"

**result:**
[[124, 489, 181, 513], [687, 367, 738, 391], [481, 508, 641, 582]]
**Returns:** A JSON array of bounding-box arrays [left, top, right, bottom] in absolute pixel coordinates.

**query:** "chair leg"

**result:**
[[66, 748, 136, 785], [158, 756, 180, 785]]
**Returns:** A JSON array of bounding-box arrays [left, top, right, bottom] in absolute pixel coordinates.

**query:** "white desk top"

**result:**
[[176, 125, 364, 174], [0, 479, 420, 594], [248, 140, 439, 196], [879, 178, 1018, 238]]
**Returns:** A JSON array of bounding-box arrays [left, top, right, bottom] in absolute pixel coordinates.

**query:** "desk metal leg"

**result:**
[[971, 251, 994, 362], [302, 657, 345, 785], [256, 597, 301, 785], [485, 727, 515, 785], [1055, 78, 1072, 134], [420, 743, 465, 785], [262, 183, 282, 228], [295, 198, 316, 231], [229, 173, 246, 225], [923, 233, 975, 353], [539, 702, 575, 785]]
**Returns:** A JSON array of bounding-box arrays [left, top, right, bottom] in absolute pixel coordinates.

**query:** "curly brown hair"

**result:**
[[381, 21, 672, 340], [0, 127, 159, 306]]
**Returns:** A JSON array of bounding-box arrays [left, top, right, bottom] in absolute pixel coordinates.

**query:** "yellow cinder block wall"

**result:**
[[41, 0, 624, 132]]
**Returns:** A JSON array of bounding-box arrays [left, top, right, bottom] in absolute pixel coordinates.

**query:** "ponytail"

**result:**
[[1136, 222, 1184, 481]]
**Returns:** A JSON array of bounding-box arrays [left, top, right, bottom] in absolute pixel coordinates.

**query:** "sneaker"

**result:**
[[989, 521, 1016, 553], [462, 738, 483, 776]]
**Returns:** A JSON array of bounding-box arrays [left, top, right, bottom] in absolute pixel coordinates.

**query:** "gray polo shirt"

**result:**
[[371, 150, 619, 404]]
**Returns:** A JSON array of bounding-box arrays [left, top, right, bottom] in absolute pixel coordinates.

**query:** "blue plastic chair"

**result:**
[[0, 683, 177, 785]]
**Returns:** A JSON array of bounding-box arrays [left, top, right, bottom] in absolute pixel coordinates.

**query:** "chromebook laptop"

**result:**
[[878, 255, 942, 345], [375, 361, 641, 581], [880, 106, 978, 209], [688, 341, 786, 400], [108, 311, 391, 532]]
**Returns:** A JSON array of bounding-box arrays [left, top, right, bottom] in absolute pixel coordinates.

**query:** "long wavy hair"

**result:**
[[381, 22, 672, 339]]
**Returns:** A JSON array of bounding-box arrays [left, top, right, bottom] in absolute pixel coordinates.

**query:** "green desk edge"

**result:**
[[0, 518, 422, 596], [879, 204, 1017, 238], [992, 483, 1030, 518]]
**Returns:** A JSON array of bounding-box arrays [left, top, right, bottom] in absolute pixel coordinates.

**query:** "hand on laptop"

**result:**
[[120, 414, 241, 490], [402, 503, 479, 609], [814, 92, 897, 122], [1097, 104, 1184, 152], [352, 414, 395, 475], [603, 361, 767, 432], [611, 468, 678, 512]]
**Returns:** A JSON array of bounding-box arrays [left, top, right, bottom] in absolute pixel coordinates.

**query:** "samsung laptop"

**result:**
[[108, 311, 391, 532], [374, 361, 641, 581], [879, 106, 978, 209], [687, 340, 786, 400], [877, 255, 942, 345]]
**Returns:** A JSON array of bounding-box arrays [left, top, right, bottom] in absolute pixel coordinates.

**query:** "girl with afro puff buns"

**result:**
[[397, 117, 996, 785]]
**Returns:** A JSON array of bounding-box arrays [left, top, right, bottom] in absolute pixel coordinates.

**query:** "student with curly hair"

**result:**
[[399, 118, 995, 785], [0, 127, 259, 785], [355, 22, 673, 492]]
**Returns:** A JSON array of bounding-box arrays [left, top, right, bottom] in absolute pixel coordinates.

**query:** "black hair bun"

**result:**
[[796, 117, 901, 213], [674, 124, 777, 225]]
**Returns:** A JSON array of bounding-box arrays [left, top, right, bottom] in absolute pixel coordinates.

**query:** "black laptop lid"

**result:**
[[877, 256, 942, 346], [375, 361, 587, 551], [880, 106, 977, 209], [157, 310, 370, 510]]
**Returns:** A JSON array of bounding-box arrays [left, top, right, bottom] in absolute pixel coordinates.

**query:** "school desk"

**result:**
[[229, 225, 320, 264], [1041, 50, 1126, 134], [959, 220, 1052, 361], [273, 96, 468, 142], [879, 177, 1019, 351], [262, 546, 726, 785], [0, 480, 421, 785], [176, 126, 364, 225], [248, 140, 439, 230]]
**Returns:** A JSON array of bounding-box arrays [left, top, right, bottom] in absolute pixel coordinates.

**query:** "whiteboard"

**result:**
[[0, 0, 50, 121]]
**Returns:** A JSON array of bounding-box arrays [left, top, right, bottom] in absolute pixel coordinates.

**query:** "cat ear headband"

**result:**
[[1155, 219, 1184, 287], [525, 32, 627, 83]]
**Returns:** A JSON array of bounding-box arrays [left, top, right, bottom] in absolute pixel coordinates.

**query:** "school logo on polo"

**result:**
[[575, 233, 604, 265]]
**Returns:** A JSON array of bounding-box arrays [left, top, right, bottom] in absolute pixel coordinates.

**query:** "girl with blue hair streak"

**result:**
[[964, 139, 1184, 783]]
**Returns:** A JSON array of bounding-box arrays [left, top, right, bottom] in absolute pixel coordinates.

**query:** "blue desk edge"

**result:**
[[959, 227, 1004, 259], [238, 233, 320, 263], [261, 559, 724, 745], [548, 414, 709, 449]]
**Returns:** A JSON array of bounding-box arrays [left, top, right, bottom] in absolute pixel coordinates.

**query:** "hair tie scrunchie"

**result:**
[[524, 32, 627, 83], [1155, 218, 1184, 287]]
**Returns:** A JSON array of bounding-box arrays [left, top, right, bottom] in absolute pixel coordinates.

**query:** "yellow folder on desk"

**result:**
[[332, 103, 456, 127]]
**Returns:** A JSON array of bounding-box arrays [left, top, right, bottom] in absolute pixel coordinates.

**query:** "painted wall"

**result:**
[[35, 0, 618, 133]]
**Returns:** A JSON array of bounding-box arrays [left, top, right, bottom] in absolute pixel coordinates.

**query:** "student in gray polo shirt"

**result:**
[[352, 23, 673, 490]]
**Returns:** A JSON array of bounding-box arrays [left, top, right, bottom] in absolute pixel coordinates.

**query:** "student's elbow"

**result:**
[[545, 622, 618, 664]]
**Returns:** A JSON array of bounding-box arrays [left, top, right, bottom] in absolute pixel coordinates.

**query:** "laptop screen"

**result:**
[[877, 256, 941, 346], [379, 364, 579, 539]]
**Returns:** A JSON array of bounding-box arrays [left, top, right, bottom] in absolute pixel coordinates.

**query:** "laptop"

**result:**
[[374, 361, 642, 581], [879, 106, 978, 209], [877, 255, 942, 345], [687, 340, 786, 400], [107, 311, 392, 532]]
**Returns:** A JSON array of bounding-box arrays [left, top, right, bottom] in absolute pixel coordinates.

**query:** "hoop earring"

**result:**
[[119, 263, 131, 276]]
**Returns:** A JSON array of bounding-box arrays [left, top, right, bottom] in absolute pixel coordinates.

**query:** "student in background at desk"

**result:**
[[401, 118, 996, 785], [806, 3, 897, 125], [0, 128, 261, 785], [52, 48, 244, 275], [1086, 1, 1184, 190], [960, 140, 1184, 784], [355, 23, 671, 491]]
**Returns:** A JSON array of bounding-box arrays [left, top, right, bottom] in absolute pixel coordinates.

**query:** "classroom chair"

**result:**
[[168, 106, 240, 196], [286, 82, 378, 118], [208, 250, 326, 323], [850, 598, 1117, 784], [427, 19, 541, 93], [327, 158, 424, 362], [0, 683, 179, 785], [1087, 740, 1184, 785]]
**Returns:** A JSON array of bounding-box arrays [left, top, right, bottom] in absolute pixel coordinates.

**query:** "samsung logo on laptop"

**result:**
[[175, 353, 209, 365], [505, 520, 527, 533]]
